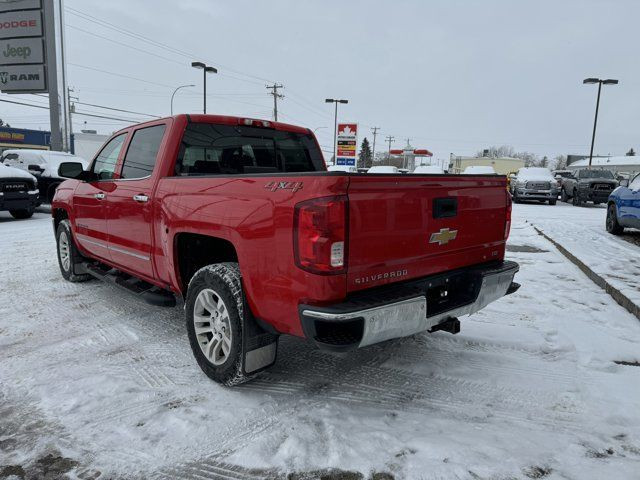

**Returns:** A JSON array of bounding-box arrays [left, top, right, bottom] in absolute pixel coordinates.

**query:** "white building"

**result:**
[[567, 156, 640, 179]]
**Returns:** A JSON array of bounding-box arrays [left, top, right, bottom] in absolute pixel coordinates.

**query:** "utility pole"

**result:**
[[266, 84, 284, 121], [68, 87, 79, 153], [371, 126, 380, 165], [404, 137, 412, 169], [385, 135, 395, 165]]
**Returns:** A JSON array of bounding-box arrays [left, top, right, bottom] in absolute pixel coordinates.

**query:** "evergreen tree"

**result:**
[[626, 148, 636, 156], [358, 137, 373, 168]]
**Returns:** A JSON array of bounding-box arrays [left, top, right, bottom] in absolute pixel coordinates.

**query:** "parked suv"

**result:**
[[510, 167, 558, 205], [0, 162, 39, 219], [1, 149, 89, 203], [560, 169, 617, 206], [606, 173, 640, 234]]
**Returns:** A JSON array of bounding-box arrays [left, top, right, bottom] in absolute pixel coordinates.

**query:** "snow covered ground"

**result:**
[[521, 201, 640, 310], [1, 206, 640, 480]]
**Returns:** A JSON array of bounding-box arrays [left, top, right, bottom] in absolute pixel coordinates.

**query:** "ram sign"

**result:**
[[0, 64, 45, 91]]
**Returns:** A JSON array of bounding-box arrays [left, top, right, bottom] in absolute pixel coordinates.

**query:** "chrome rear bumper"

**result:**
[[300, 261, 519, 351]]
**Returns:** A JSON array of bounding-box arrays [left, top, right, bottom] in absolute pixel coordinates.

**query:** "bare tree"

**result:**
[[476, 145, 516, 158], [554, 155, 567, 170]]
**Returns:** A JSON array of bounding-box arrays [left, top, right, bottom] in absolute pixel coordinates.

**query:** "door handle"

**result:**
[[94, 193, 105, 200], [133, 194, 149, 203]]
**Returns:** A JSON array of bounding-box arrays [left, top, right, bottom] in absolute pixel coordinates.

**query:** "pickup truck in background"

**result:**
[[560, 168, 618, 206], [510, 167, 558, 205], [2, 149, 89, 203], [52, 114, 519, 386]]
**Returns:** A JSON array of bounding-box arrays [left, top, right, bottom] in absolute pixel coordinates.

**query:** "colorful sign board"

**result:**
[[0, 0, 41, 13], [0, 63, 44, 90], [0, 0, 45, 93], [0, 9, 42, 38], [336, 123, 357, 166], [0, 37, 44, 64]]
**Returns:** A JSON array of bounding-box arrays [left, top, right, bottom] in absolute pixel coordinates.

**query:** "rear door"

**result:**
[[73, 133, 127, 261], [346, 174, 508, 292], [106, 123, 167, 280], [619, 174, 640, 227]]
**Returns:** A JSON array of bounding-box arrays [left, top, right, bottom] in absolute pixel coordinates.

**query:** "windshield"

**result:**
[[578, 169, 614, 179]]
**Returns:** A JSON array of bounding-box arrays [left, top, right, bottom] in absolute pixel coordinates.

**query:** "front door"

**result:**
[[73, 133, 127, 260], [106, 124, 167, 281]]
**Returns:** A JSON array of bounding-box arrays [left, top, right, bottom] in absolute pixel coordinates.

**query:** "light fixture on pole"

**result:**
[[325, 98, 348, 162], [192, 62, 218, 114], [170, 84, 195, 115], [583, 77, 619, 167]]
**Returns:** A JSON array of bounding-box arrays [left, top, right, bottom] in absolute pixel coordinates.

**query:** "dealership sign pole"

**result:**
[[0, 0, 69, 151], [336, 123, 357, 167]]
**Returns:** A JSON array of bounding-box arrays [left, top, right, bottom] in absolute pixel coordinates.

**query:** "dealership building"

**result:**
[[0, 126, 108, 160]]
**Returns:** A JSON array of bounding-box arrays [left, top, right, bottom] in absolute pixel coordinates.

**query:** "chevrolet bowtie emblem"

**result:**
[[429, 228, 458, 246]]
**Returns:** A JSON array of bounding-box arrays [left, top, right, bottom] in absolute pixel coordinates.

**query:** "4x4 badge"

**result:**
[[264, 181, 303, 193], [429, 228, 458, 246]]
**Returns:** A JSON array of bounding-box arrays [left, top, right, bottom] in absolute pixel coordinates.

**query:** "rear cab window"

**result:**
[[174, 123, 324, 176]]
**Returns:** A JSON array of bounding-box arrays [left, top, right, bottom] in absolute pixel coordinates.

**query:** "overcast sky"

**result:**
[[1, 0, 638, 161]]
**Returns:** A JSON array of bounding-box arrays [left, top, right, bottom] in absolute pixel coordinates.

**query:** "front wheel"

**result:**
[[185, 263, 253, 386], [561, 188, 569, 203], [606, 204, 624, 235], [572, 191, 582, 206], [56, 220, 91, 282], [549, 199, 557, 205], [9, 209, 34, 219]]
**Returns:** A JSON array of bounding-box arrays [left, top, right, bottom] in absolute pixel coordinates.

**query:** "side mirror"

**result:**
[[58, 161, 86, 179], [28, 164, 44, 175], [620, 179, 629, 187]]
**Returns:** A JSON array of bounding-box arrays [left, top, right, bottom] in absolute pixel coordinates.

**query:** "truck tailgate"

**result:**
[[346, 175, 508, 292]]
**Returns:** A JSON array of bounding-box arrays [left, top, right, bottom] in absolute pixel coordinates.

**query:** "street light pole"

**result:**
[[192, 62, 218, 114], [325, 98, 348, 162], [583, 77, 619, 167], [171, 84, 195, 115]]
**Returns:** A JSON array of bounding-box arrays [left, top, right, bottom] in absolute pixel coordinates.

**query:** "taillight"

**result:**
[[505, 190, 512, 239], [293, 195, 348, 275], [240, 118, 272, 128]]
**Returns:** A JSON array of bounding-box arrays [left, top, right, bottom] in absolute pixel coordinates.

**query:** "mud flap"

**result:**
[[242, 296, 278, 375]]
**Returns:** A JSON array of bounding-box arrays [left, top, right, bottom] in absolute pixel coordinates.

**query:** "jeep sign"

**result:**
[[0, 9, 42, 39], [0, 37, 43, 65], [0, 63, 45, 92]]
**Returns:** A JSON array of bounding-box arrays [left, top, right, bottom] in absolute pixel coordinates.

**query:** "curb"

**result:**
[[533, 225, 640, 321]]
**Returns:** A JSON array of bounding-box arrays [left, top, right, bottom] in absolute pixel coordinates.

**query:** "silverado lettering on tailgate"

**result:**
[[355, 269, 408, 285]]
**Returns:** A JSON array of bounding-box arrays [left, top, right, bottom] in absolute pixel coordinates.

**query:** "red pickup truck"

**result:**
[[52, 114, 519, 385]]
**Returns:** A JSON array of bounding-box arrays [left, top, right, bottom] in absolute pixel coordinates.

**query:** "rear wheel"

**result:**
[[561, 188, 569, 202], [9, 209, 34, 219], [56, 220, 91, 282], [185, 263, 253, 386], [606, 203, 624, 235]]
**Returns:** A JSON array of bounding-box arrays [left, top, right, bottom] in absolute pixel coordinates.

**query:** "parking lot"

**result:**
[[1, 203, 640, 480]]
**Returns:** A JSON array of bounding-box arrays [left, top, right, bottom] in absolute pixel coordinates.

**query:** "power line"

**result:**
[[65, 6, 273, 86], [68, 62, 176, 89], [0, 98, 142, 123], [72, 100, 161, 119]]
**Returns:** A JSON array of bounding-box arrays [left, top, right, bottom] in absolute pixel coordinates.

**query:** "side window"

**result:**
[[120, 125, 166, 179], [630, 174, 640, 190], [92, 134, 126, 180]]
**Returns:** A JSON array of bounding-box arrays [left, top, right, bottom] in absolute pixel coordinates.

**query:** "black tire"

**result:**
[[47, 182, 61, 204], [9, 209, 34, 219], [549, 199, 557, 205], [512, 192, 520, 204], [561, 188, 569, 203], [56, 219, 91, 282], [185, 263, 252, 386], [572, 190, 582, 206], [606, 203, 624, 235]]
